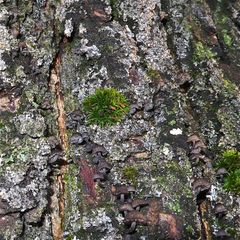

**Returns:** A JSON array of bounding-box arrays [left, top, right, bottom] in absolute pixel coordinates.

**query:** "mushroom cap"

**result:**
[[187, 134, 201, 145], [93, 173, 105, 182], [119, 203, 134, 213], [92, 155, 104, 165], [131, 199, 149, 209], [192, 178, 211, 198], [98, 160, 112, 173], [216, 168, 228, 176], [92, 145, 108, 156], [70, 133, 84, 145], [81, 132, 90, 142], [85, 143, 93, 153], [127, 186, 136, 193], [111, 185, 130, 196], [214, 203, 227, 216]]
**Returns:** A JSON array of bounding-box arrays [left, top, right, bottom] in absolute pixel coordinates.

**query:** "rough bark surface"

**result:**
[[0, 0, 240, 239]]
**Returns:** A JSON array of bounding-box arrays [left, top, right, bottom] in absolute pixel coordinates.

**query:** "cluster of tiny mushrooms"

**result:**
[[71, 129, 182, 239], [187, 134, 230, 238], [69, 109, 230, 238]]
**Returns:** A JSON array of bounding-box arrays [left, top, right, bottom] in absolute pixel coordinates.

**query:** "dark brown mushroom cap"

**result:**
[[192, 179, 211, 197], [187, 134, 201, 145], [216, 168, 228, 177], [119, 203, 134, 213], [111, 185, 131, 196], [92, 155, 104, 165], [98, 160, 112, 173], [93, 173, 105, 182], [131, 199, 149, 209], [92, 145, 108, 156], [85, 143, 93, 153], [127, 186, 136, 193], [214, 203, 227, 217], [81, 132, 90, 142], [70, 133, 84, 145]]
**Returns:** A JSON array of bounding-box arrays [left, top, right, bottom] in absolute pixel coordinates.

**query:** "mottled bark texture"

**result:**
[[0, 0, 240, 239]]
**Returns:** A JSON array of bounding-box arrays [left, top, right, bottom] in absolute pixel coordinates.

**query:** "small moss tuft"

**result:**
[[123, 166, 139, 185], [193, 42, 216, 61], [216, 149, 240, 194], [82, 88, 129, 127]]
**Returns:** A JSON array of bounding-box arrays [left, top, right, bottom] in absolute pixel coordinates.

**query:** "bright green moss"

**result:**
[[217, 150, 240, 194], [193, 42, 216, 61], [82, 88, 129, 127], [222, 30, 233, 47], [123, 166, 139, 185], [217, 150, 240, 171]]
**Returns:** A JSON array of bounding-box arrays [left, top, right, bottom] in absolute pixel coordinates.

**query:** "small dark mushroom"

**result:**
[[92, 155, 105, 165], [111, 185, 136, 202], [48, 149, 64, 164], [214, 203, 227, 218], [93, 173, 105, 184], [131, 199, 149, 211], [192, 179, 211, 203], [119, 203, 134, 216], [48, 136, 60, 149], [81, 132, 90, 142], [187, 134, 201, 145], [98, 160, 112, 174], [92, 145, 108, 157], [216, 168, 228, 182], [71, 110, 84, 122], [70, 133, 84, 145], [85, 143, 94, 153]]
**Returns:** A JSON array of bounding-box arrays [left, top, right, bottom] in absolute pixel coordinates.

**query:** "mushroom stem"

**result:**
[[120, 194, 125, 202], [127, 221, 137, 234]]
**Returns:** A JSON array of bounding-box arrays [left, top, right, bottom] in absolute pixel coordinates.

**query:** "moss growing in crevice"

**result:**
[[216, 150, 240, 194], [122, 166, 139, 185], [193, 42, 217, 62]]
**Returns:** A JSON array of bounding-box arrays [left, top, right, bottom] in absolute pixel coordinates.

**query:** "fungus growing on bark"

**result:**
[[93, 173, 105, 182], [192, 178, 211, 203], [214, 203, 227, 218], [97, 160, 112, 174], [85, 143, 94, 153], [111, 185, 136, 202], [92, 155, 105, 165], [119, 203, 134, 216], [92, 145, 108, 157], [131, 199, 149, 211]]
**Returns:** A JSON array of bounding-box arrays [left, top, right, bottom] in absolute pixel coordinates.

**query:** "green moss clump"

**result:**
[[216, 150, 240, 194], [123, 166, 139, 184], [222, 30, 233, 47], [82, 88, 129, 127], [110, 0, 120, 20], [193, 42, 216, 61]]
